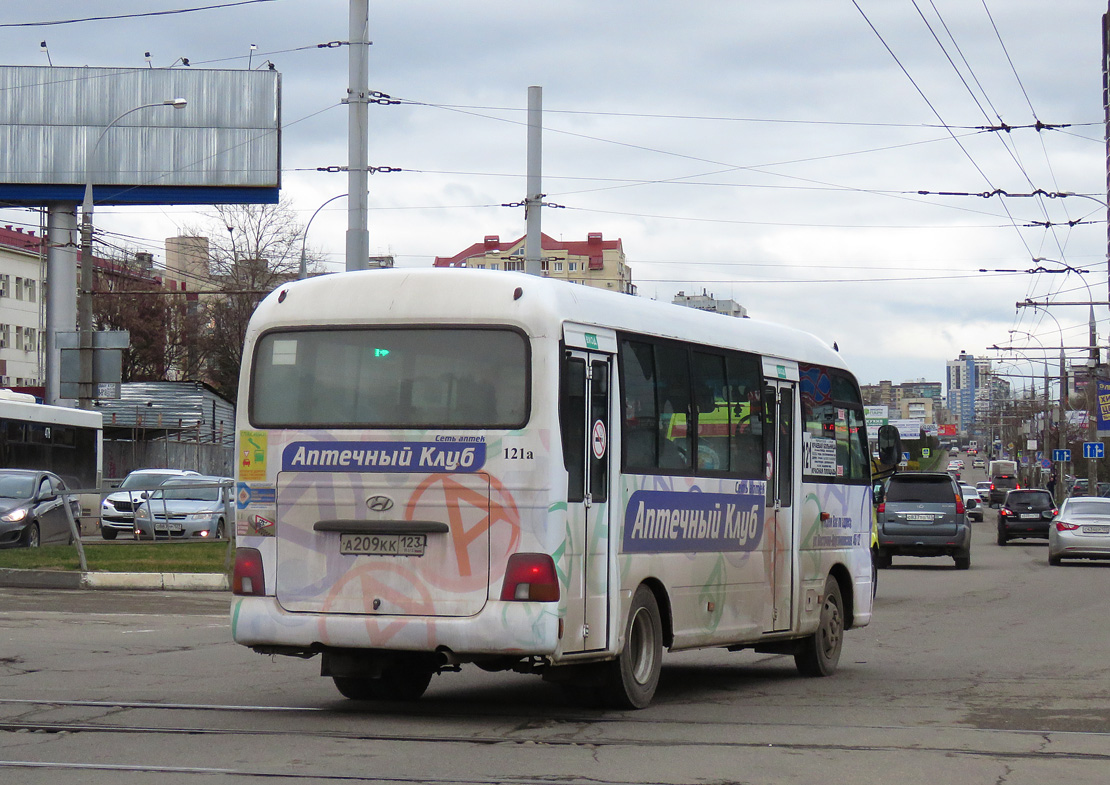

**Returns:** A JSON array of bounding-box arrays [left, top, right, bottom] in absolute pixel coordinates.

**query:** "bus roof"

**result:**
[[0, 397, 103, 428], [251, 269, 850, 373]]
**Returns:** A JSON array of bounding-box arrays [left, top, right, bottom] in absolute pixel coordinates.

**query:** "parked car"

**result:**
[[996, 489, 1057, 545], [988, 473, 1020, 507], [0, 469, 81, 548], [1071, 479, 1110, 497], [1048, 496, 1110, 565], [960, 485, 983, 521], [133, 476, 234, 540], [875, 472, 971, 570], [100, 468, 200, 539], [975, 481, 991, 502]]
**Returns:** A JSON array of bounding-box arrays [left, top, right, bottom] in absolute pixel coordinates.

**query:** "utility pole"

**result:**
[[1088, 306, 1100, 491], [346, 0, 370, 272], [524, 86, 543, 277], [1059, 346, 1069, 505], [1103, 6, 1110, 302]]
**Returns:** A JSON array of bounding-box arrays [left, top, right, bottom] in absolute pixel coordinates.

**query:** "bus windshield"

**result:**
[[250, 327, 529, 429]]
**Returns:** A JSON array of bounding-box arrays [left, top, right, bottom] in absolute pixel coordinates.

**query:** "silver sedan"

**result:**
[[1048, 496, 1110, 565]]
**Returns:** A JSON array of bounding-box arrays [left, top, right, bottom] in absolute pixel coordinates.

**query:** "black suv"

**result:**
[[996, 489, 1056, 544], [875, 472, 972, 570]]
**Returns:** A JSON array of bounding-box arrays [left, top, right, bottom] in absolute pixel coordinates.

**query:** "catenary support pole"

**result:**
[[524, 86, 543, 277], [346, 0, 370, 272]]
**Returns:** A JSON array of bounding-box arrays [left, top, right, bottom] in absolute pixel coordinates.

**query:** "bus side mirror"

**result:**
[[876, 424, 903, 473]]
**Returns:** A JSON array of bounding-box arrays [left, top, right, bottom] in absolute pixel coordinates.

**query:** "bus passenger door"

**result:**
[[561, 350, 612, 654], [762, 379, 796, 632]]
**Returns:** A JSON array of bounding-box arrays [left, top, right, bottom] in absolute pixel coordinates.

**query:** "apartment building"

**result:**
[[434, 232, 635, 294]]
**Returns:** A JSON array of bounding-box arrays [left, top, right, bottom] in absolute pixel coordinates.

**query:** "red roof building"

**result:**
[[433, 232, 635, 294]]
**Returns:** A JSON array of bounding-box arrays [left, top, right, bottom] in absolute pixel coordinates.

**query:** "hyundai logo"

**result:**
[[366, 495, 395, 512]]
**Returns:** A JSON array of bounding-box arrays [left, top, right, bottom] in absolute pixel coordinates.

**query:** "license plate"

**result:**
[[154, 523, 183, 532], [1083, 525, 1110, 534], [905, 513, 935, 521], [339, 532, 426, 557], [1020, 513, 1041, 520]]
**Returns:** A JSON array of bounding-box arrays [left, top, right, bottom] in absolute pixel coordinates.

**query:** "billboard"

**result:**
[[0, 65, 280, 205], [1099, 379, 1110, 437]]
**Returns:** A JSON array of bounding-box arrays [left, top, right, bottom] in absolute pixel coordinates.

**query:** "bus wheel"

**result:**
[[603, 584, 662, 709], [332, 664, 433, 702], [795, 575, 843, 677]]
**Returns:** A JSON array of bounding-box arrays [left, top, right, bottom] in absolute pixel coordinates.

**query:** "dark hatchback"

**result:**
[[876, 472, 972, 570], [997, 489, 1057, 544]]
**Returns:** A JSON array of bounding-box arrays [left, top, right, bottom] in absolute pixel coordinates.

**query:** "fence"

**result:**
[[104, 439, 235, 480]]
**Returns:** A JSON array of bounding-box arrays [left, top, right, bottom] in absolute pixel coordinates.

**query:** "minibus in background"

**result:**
[[0, 389, 103, 518], [231, 269, 897, 708]]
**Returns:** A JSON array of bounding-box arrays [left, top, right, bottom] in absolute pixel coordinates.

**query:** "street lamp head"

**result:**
[[164, 98, 187, 109]]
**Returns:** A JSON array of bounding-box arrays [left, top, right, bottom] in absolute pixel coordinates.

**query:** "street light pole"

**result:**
[[78, 98, 187, 409], [1008, 330, 1053, 485], [1031, 305, 1069, 502], [301, 194, 347, 279]]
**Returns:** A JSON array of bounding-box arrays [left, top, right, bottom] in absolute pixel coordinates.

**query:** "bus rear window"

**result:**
[[250, 328, 529, 428]]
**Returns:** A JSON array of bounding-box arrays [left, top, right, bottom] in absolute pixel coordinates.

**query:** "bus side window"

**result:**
[[726, 353, 763, 479], [691, 352, 728, 472], [620, 339, 660, 471], [655, 343, 691, 470]]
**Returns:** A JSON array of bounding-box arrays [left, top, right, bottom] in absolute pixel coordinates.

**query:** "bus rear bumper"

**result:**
[[230, 596, 561, 658]]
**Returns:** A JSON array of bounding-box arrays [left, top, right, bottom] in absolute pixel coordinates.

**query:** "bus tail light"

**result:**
[[500, 553, 560, 602], [233, 547, 266, 596]]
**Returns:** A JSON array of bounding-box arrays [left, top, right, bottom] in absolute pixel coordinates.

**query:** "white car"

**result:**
[[99, 468, 200, 540], [961, 485, 983, 522]]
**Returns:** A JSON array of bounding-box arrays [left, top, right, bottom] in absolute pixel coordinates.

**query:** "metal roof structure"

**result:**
[[95, 381, 234, 445]]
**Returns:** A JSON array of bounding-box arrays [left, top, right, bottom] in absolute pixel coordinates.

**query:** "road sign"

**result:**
[[902, 452, 911, 462], [1053, 449, 1071, 462], [1082, 442, 1105, 459], [921, 448, 931, 458]]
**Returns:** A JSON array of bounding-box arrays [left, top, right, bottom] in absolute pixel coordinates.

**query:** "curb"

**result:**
[[0, 568, 229, 592]]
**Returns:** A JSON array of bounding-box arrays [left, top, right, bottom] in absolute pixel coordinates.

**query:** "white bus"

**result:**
[[231, 269, 895, 708], [0, 390, 103, 496]]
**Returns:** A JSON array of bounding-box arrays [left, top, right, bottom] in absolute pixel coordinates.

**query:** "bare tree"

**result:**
[[180, 200, 324, 401], [92, 250, 204, 382]]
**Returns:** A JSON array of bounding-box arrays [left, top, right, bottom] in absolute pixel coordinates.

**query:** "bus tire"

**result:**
[[332, 664, 433, 702], [22, 522, 41, 548], [602, 584, 663, 709], [795, 575, 843, 677]]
